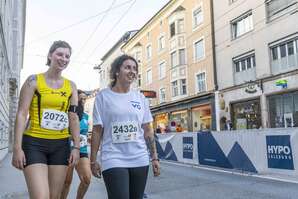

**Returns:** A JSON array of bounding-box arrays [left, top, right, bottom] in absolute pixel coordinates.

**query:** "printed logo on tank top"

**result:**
[[51, 91, 68, 97], [130, 101, 141, 110]]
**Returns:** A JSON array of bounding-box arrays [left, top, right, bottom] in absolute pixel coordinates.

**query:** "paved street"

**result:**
[[1, 153, 298, 199]]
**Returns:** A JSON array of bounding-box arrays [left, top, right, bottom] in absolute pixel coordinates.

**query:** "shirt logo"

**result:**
[[51, 91, 67, 97], [130, 101, 141, 110]]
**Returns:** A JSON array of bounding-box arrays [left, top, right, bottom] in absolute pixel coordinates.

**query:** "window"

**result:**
[[266, 0, 297, 20], [177, 19, 184, 34], [231, 11, 253, 39], [179, 49, 186, 65], [180, 79, 187, 95], [234, 54, 256, 73], [194, 39, 204, 61], [158, 35, 165, 51], [138, 74, 141, 87], [270, 37, 298, 74], [172, 80, 178, 97], [146, 69, 152, 84], [159, 61, 166, 79], [196, 72, 206, 92], [135, 51, 141, 63], [170, 22, 175, 37], [193, 7, 203, 28], [171, 51, 178, 67], [146, 44, 152, 60], [159, 88, 166, 103], [171, 79, 187, 97]]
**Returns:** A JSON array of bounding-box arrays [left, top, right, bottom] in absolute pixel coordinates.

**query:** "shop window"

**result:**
[[231, 99, 261, 130], [170, 110, 188, 132], [268, 91, 298, 128], [154, 113, 169, 133], [270, 37, 298, 74], [192, 104, 211, 132], [231, 11, 253, 39]]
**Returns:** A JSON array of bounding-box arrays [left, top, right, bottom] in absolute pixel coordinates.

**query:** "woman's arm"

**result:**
[[90, 125, 103, 178], [12, 75, 36, 170], [68, 81, 80, 165], [143, 123, 160, 176]]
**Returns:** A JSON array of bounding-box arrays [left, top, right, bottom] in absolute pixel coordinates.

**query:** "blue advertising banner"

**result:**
[[266, 135, 294, 170], [183, 137, 193, 159]]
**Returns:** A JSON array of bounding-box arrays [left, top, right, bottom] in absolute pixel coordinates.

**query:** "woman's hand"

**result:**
[[91, 161, 102, 178], [151, 159, 160, 177], [68, 148, 80, 166], [12, 147, 26, 170]]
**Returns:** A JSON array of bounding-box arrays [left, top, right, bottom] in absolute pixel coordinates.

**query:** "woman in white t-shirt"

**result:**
[[90, 54, 160, 199]]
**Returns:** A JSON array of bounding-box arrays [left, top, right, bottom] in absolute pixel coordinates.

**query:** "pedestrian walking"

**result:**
[[12, 40, 80, 199], [60, 90, 92, 199], [90, 54, 160, 199]]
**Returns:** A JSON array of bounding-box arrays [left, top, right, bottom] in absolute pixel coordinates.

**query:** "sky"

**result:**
[[22, 0, 170, 91]]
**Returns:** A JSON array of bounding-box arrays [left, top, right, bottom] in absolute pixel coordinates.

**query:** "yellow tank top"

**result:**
[[24, 73, 72, 139]]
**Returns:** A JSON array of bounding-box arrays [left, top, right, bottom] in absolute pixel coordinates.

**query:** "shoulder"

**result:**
[[23, 74, 37, 89]]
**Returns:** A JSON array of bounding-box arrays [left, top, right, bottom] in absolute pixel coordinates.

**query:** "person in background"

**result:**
[[90, 54, 160, 199], [176, 124, 183, 132], [60, 90, 92, 199], [12, 40, 80, 199]]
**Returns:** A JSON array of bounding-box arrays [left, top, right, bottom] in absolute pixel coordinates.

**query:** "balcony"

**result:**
[[271, 53, 298, 75]]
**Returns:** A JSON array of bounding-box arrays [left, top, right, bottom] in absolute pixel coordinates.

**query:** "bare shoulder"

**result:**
[[24, 74, 37, 89], [69, 80, 77, 90]]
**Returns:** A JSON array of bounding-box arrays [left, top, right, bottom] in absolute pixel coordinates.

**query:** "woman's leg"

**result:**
[[60, 165, 75, 199], [102, 168, 130, 199], [24, 164, 50, 199], [129, 166, 149, 199], [75, 157, 91, 199], [48, 165, 68, 199]]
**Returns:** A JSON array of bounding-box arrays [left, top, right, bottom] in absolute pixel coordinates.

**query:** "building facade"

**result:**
[[122, 0, 217, 133], [0, 0, 26, 160], [94, 30, 138, 90], [214, 0, 298, 130]]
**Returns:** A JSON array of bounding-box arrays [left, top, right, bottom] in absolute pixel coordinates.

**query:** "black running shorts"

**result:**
[[22, 135, 70, 167]]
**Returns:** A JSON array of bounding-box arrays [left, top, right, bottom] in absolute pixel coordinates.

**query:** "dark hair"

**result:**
[[77, 89, 85, 121], [46, 40, 72, 66], [109, 54, 138, 87]]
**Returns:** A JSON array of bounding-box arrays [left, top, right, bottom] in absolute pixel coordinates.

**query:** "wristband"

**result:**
[[151, 158, 159, 162], [73, 146, 80, 150]]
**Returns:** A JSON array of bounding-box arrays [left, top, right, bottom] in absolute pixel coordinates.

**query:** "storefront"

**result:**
[[192, 104, 212, 131], [154, 113, 169, 133], [151, 92, 215, 132], [231, 99, 261, 130], [268, 90, 298, 128]]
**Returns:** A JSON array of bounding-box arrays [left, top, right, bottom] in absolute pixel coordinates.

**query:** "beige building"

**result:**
[[214, 0, 298, 130], [0, 0, 26, 160], [122, 0, 217, 132]]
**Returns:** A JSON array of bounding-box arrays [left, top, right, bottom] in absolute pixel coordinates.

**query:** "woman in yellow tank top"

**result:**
[[12, 41, 81, 199]]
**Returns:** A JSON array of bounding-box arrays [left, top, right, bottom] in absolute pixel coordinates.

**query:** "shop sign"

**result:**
[[244, 82, 258, 94], [275, 79, 288, 89], [266, 135, 294, 170], [183, 137, 193, 159], [140, 90, 156, 98]]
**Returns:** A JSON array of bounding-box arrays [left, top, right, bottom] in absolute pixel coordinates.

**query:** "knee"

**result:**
[[80, 174, 91, 186]]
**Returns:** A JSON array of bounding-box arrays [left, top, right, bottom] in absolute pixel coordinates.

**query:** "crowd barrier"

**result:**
[[156, 128, 298, 179]]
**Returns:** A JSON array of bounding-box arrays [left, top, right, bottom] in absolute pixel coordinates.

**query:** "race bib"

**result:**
[[111, 121, 138, 143], [41, 109, 69, 131]]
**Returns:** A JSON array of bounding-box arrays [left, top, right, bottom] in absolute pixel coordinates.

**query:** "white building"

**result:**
[[214, 0, 298, 130], [94, 30, 138, 90], [0, 0, 26, 161]]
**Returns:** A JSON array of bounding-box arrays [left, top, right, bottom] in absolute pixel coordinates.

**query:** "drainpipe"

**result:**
[[210, 0, 220, 131]]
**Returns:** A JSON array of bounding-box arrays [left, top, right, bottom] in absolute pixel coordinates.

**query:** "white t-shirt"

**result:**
[[93, 88, 153, 171]]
